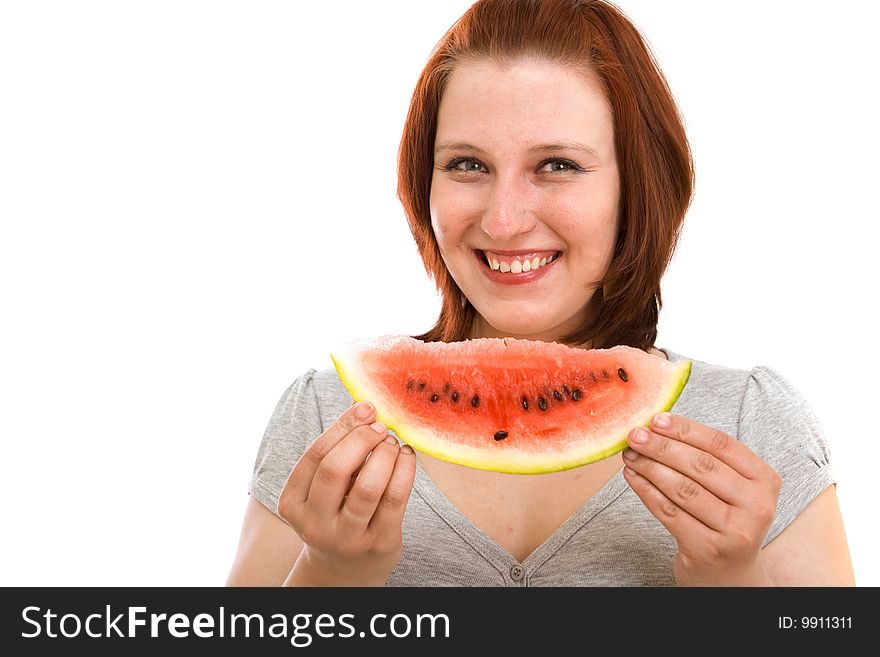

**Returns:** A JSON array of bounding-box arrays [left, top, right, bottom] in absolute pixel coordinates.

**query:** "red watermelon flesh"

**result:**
[[331, 336, 691, 474]]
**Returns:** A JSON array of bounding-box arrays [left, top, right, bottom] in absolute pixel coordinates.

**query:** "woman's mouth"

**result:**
[[474, 249, 562, 286], [478, 249, 561, 273]]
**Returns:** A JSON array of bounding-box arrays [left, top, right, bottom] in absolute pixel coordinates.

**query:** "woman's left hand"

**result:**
[[622, 412, 783, 586]]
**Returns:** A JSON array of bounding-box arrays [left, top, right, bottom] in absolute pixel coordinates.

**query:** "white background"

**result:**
[[1, 1, 877, 586]]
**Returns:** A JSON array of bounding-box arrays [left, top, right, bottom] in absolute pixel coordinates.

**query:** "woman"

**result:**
[[227, 0, 854, 586]]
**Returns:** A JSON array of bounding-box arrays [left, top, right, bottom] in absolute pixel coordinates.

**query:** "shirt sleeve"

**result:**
[[248, 369, 322, 517], [737, 366, 835, 545]]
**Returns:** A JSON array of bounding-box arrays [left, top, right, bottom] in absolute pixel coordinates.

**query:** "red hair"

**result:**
[[398, 0, 694, 350]]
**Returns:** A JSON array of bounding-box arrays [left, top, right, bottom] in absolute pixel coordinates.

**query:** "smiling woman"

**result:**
[[226, 0, 855, 588], [399, 1, 693, 350], [427, 59, 621, 343]]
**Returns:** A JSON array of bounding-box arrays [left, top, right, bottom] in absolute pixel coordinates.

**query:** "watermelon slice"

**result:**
[[331, 336, 691, 474]]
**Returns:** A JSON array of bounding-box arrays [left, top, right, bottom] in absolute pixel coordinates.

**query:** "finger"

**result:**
[[284, 402, 378, 506], [307, 423, 391, 518], [342, 464, 365, 501], [343, 444, 383, 499], [339, 435, 402, 528], [368, 444, 417, 535], [623, 463, 718, 544], [623, 447, 730, 532], [650, 413, 768, 481], [627, 427, 744, 505]]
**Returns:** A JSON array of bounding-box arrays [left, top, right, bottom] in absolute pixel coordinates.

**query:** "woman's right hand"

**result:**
[[277, 401, 417, 586]]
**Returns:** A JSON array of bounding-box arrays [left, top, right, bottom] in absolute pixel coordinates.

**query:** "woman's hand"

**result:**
[[277, 401, 417, 586], [622, 412, 782, 586]]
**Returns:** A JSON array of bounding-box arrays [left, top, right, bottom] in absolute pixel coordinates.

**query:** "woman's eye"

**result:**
[[540, 158, 582, 173], [445, 157, 486, 173]]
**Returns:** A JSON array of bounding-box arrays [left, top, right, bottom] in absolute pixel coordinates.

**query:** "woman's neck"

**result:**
[[468, 315, 587, 346], [466, 315, 666, 360]]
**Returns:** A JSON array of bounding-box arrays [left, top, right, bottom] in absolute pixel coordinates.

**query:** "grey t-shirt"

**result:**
[[248, 348, 834, 586]]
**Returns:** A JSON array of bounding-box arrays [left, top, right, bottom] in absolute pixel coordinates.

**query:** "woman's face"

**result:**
[[430, 59, 620, 343]]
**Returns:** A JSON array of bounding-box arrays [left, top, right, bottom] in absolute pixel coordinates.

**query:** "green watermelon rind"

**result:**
[[331, 346, 692, 475]]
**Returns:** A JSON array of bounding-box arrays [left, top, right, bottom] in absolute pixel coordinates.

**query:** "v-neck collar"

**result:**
[[411, 456, 630, 581], [408, 346, 690, 582]]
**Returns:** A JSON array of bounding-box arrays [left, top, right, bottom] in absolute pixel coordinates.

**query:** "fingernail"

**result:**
[[384, 434, 398, 445], [653, 413, 671, 428], [623, 465, 636, 477], [370, 420, 386, 434], [401, 444, 414, 455], [631, 428, 649, 444], [623, 448, 637, 460], [354, 402, 373, 419]]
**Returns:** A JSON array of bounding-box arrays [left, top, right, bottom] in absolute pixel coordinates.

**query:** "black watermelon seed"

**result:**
[[430, 393, 439, 402], [451, 391, 459, 402], [494, 431, 508, 441], [571, 389, 582, 401], [617, 368, 628, 382], [521, 396, 529, 411], [471, 395, 480, 408], [538, 397, 547, 411], [418, 382, 426, 391], [553, 390, 563, 402]]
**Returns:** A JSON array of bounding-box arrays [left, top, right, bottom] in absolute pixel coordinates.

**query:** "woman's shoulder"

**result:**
[[260, 366, 351, 434], [294, 366, 353, 426], [659, 347, 812, 410], [306, 366, 349, 396], [657, 347, 824, 446], [659, 348, 826, 462], [314, 365, 352, 408], [659, 347, 753, 404]]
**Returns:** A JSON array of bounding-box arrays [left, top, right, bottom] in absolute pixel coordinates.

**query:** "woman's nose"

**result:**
[[479, 175, 537, 242]]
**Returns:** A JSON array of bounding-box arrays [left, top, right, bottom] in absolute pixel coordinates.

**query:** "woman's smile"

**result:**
[[474, 249, 562, 286]]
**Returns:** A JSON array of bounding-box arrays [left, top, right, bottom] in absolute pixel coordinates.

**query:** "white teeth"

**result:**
[[484, 251, 559, 274]]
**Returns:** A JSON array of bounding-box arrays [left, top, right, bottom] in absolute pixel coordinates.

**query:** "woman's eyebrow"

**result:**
[[532, 141, 599, 158], [434, 141, 483, 154], [434, 141, 599, 157]]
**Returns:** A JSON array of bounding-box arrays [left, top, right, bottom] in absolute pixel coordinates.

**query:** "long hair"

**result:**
[[398, 0, 694, 350]]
